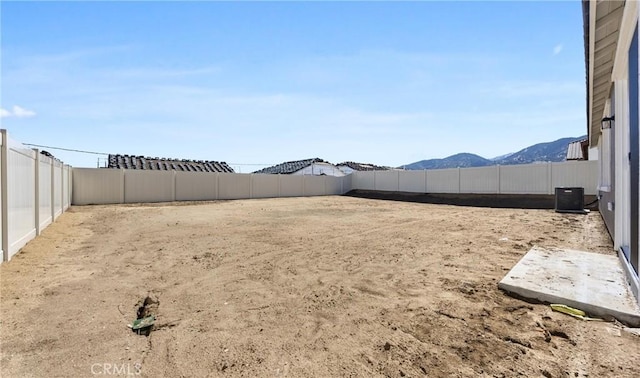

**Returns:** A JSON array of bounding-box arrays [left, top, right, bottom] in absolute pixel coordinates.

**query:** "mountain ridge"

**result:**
[[402, 136, 587, 170]]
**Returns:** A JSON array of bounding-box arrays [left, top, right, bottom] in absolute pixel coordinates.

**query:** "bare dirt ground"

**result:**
[[1, 196, 639, 377]]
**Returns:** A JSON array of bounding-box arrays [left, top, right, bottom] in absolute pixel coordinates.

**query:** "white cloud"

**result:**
[[553, 44, 563, 55], [0, 105, 37, 118], [13, 105, 37, 118]]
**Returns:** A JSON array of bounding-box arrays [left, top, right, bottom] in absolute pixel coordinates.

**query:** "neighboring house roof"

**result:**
[[566, 138, 589, 160], [253, 158, 327, 174], [337, 161, 391, 171], [40, 150, 55, 159], [583, 0, 625, 146], [107, 154, 234, 173]]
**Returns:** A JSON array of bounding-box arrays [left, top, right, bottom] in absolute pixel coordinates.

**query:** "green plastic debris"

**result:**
[[131, 315, 156, 333], [550, 304, 603, 321]]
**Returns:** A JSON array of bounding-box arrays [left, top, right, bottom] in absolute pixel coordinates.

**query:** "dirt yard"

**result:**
[[1, 196, 639, 377]]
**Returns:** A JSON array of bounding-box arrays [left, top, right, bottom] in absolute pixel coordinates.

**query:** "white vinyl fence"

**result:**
[[1, 130, 72, 262], [72, 161, 597, 206], [351, 161, 598, 195], [72, 169, 353, 205]]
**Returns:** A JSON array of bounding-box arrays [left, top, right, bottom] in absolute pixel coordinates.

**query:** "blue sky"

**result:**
[[1, 1, 587, 170]]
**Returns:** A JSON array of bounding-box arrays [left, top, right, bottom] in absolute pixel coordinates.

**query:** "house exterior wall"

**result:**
[[592, 0, 640, 302], [599, 130, 616, 239], [337, 166, 355, 175], [292, 163, 345, 177]]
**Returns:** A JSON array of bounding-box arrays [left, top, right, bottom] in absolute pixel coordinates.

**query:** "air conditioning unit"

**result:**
[[555, 187, 586, 213]]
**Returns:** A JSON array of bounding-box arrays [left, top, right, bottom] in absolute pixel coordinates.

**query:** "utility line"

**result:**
[[23, 143, 110, 155], [227, 163, 275, 166], [23, 143, 277, 166]]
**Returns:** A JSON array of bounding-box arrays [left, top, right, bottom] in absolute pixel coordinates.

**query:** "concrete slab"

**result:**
[[498, 246, 640, 327]]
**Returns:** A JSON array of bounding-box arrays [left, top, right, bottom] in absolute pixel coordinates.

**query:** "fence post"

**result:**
[[1, 130, 9, 262], [323, 175, 327, 196], [302, 174, 306, 196], [496, 165, 501, 195], [172, 170, 177, 202], [277, 174, 281, 198], [547, 162, 553, 195], [68, 167, 72, 207], [120, 169, 125, 204], [35, 150, 41, 235], [396, 170, 400, 192], [457, 167, 461, 194], [424, 170, 428, 193], [373, 171, 377, 191], [250, 174, 254, 199], [215, 173, 219, 200], [50, 159, 55, 221], [60, 162, 64, 214]]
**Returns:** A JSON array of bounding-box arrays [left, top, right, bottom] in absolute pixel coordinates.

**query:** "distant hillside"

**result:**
[[496, 136, 586, 165], [403, 153, 492, 170], [402, 136, 587, 170]]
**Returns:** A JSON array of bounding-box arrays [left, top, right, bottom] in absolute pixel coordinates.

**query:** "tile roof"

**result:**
[[107, 154, 234, 173], [337, 161, 391, 171], [40, 150, 55, 159], [253, 158, 327, 174]]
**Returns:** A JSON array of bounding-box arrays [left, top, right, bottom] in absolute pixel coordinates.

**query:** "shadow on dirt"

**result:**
[[344, 190, 599, 211]]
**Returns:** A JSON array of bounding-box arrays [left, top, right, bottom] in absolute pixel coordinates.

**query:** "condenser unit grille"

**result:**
[[555, 187, 585, 213]]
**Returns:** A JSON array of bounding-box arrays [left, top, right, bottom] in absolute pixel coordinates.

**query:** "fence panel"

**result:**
[[279, 175, 304, 197], [175, 171, 218, 201], [1, 135, 3, 259], [218, 173, 251, 200], [38, 155, 53, 230], [551, 161, 598, 195], [72, 168, 123, 205], [460, 166, 498, 194], [53, 160, 62, 218], [0, 130, 73, 262], [326, 176, 343, 195], [500, 164, 549, 194], [6, 138, 37, 259], [426, 168, 460, 193], [341, 174, 353, 194], [304, 175, 326, 196], [374, 171, 400, 192], [252, 174, 279, 199], [353, 171, 375, 190], [62, 165, 70, 210], [125, 170, 174, 203], [399, 170, 426, 193]]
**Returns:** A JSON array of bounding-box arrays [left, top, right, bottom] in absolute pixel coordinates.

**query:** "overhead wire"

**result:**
[[22, 143, 276, 167]]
